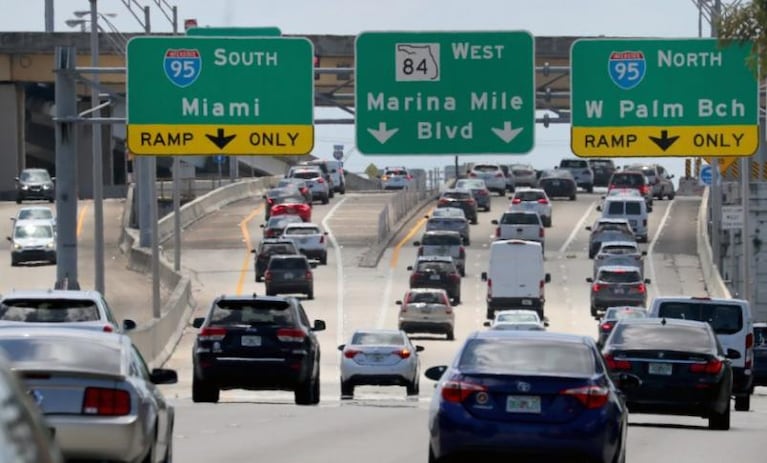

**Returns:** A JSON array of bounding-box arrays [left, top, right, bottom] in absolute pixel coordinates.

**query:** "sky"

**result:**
[[3, 0, 712, 179]]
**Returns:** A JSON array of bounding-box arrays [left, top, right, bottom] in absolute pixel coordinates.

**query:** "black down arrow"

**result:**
[[649, 130, 679, 152], [206, 128, 236, 150]]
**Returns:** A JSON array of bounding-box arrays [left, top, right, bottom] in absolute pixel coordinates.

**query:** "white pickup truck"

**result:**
[[282, 223, 329, 265], [491, 211, 545, 251]]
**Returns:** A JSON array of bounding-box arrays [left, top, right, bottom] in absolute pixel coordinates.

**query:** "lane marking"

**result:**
[[320, 197, 348, 347], [389, 209, 432, 269], [235, 205, 264, 295], [646, 200, 674, 300], [76, 204, 88, 238], [558, 200, 597, 254]]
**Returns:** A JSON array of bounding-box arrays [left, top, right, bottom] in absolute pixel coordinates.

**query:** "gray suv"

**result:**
[[626, 163, 675, 200], [559, 159, 594, 193], [586, 265, 650, 319], [414, 231, 466, 276]]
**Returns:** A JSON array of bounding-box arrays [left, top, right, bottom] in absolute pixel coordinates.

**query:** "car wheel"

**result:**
[[471, 217, 478, 225], [544, 217, 552, 228], [429, 445, 438, 463], [15, 197, 21, 205], [340, 187, 346, 195], [340, 379, 354, 399], [255, 275, 262, 282], [295, 368, 319, 405], [10, 257, 18, 267], [48, 198, 54, 203], [590, 306, 598, 319], [446, 330, 455, 341], [459, 267, 466, 277], [453, 294, 461, 304], [321, 195, 329, 205], [320, 253, 328, 265], [265, 288, 275, 296], [306, 290, 314, 300], [406, 379, 419, 396], [329, 189, 335, 199], [734, 394, 750, 411], [569, 194, 577, 201], [667, 190, 675, 200], [486, 309, 494, 319], [464, 238, 471, 246], [586, 185, 594, 193], [709, 397, 731, 430], [192, 376, 219, 403]]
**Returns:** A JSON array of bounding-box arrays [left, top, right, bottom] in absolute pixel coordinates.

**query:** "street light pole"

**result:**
[[89, 0, 106, 295]]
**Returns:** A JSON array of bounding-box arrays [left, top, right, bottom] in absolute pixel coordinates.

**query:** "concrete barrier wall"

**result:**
[[698, 187, 732, 299], [121, 177, 276, 368]]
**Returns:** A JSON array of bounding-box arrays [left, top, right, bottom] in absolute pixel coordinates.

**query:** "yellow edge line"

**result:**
[[235, 205, 264, 295], [76, 204, 88, 239], [389, 207, 434, 269]]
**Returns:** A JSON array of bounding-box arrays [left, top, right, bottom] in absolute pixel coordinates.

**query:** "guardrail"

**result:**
[[698, 187, 732, 299]]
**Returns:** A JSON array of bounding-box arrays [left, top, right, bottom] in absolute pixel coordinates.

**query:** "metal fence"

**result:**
[[375, 175, 440, 244]]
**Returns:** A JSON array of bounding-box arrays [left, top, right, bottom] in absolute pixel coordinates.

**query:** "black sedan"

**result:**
[[602, 318, 737, 430], [538, 169, 577, 200], [192, 294, 326, 405]]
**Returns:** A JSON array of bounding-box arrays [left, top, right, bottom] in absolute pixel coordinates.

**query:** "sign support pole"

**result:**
[[711, 158, 721, 268], [741, 154, 750, 301]]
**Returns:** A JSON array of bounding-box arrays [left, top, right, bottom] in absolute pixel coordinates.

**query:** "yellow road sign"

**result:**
[[126, 124, 314, 156], [571, 125, 758, 157]]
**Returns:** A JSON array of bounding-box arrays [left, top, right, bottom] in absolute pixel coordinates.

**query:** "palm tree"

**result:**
[[716, 0, 767, 77]]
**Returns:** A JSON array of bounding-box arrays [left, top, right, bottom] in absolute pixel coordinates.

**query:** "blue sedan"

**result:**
[[425, 330, 633, 463]]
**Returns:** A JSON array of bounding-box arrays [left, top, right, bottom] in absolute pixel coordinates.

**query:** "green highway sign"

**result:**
[[355, 31, 535, 155], [571, 38, 759, 157], [126, 36, 314, 156], [187, 26, 282, 37]]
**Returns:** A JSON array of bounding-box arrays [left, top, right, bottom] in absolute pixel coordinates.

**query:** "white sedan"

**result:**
[[483, 309, 548, 331], [338, 329, 423, 398]]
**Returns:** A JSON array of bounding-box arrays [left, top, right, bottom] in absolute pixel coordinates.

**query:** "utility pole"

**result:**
[[709, 0, 723, 270], [89, 0, 106, 295], [44, 0, 54, 32]]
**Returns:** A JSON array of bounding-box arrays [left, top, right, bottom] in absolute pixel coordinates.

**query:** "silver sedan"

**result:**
[[0, 327, 177, 463]]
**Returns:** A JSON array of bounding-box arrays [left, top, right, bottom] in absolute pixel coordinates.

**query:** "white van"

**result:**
[[599, 196, 648, 242], [481, 240, 551, 320], [648, 296, 755, 411]]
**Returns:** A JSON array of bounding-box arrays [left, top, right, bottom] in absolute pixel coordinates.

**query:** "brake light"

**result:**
[[537, 198, 549, 204], [264, 270, 273, 282], [459, 246, 465, 257], [635, 283, 646, 293], [539, 227, 544, 238], [511, 198, 522, 204], [199, 327, 227, 341], [600, 321, 615, 332], [267, 198, 274, 204], [689, 359, 723, 374], [439, 199, 449, 205], [640, 185, 649, 195], [394, 348, 411, 359], [277, 328, 306, 343], [747, 333, 754, 349], [479, 190, 488, 196], [82, 387, 131, 416], [319, 235, 325, 244], [344, 349, 360, 359], [317, 178, 325, 183], [495, 227, 500, 238], [592, 283, 602, 292], [495, 172, 503, 178], [102, 325, 113, 332], [441, 379, 487, 403], [406, 175, 413, 180], [466, 199, 475, 206], [603, 354, 631, 370], [305, 270, 313, 280], [450, 273, 461, 283], [469, 173, 477, 178], [560, 385, 609, 409]]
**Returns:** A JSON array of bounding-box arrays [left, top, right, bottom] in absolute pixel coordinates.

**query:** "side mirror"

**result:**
[[641, 251, 647, 256], [192, 317, 205, 328], [324, 232, 329, 235], [726, 348, 741, 359], [259, 224, 265, 228], [586, 277, 594, 283], [545, 273, 551, 283], [481, 272, 488, 281], [250, 249, 256, 254], [508, 196, 514, 200], [51, 177, 56, 182], [416, 345, 425, 353], [395, 300, 403, 305], [491, 220, 499, 225], [122, 319, 137, 331], [585, 226, 592, 231], [312, 320, 326, 331], [644, 279, 651, 284], [10, 218, 15, 221], [149, 368, 178, 385], [669, 174, 675, 179], [543, 320, 550, 328], [413, 241, 421, 247], [337, 344, 346, 351], [613, 372, 642, 392], [262, 195, 267, 199], [5, 237, 11, 242], [424, 365, 448, 381], [309, 261, 318, 269], [596, 205, 602, 212], [483, 321, 491, 327], [424, 215, 430, 219], [331, 169, 337, 173], [406, 266, 414, 271]]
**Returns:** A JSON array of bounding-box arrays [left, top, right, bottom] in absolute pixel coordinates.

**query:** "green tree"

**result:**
[[716, 0, 767, 77]]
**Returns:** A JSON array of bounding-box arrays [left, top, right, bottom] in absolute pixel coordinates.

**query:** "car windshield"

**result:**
[[496, 312, 539, 323], [598, 270, 642, 283], [500, 213, 539, 225], [511, 166, 533, 175], [17, 209, 53, 221], [442, 191, 471, 200], [284, 227, 320, 235], [260, 243, 296, 255], [209, 299, 295, 325], [656, 302, 743, 335], [422, 234, 461, 246], [455, 180, 485, 189], [0, 298, 100, 322], [268, 258, 308, 270], [515, 191, 544, 201], [597, 223, 631, 233], [608, 323, 712, 352], [351, 331, 404, 345], [472, 165, 499, 173], [274, 195, 306, 205], [560, 160, 588, 168], [601, 245, 638, 255], [277, 179, 305, 188], [407, 292, 444, 304], [20, 171, 50, 182], [459, 339, 595, 376], [13, 224, 53, 239]]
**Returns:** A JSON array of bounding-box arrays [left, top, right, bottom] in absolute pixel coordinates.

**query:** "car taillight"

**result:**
[[394, 348, 411, 359], [277, 328, 306, 343], [82, 387, 131, 416], [406, 175, 413, 180], [264, 270, 273, 282], [479, 190, 488, 196], [199, 326, 227, 341], [267, 198, 274, 204], [539, 227, 544, 238], [344, 349, 360, 359], [317, 178, 325, 183], [469, 173, 477, 178], [439, 199, 449, 205], [450, 273, 460, 283], [592, 283, 602, 292], [319, 235, 325, 244], [604, 354, 631, 371], [634, 283, 645, 293], [640, 185, 649, 195], [511, 198, 522, 204], [495, 227, 500, 238], [600, 321, 615, 332], [305, 270, 313, 280], [441, 379, 487, 403], [495, 172, 503, 178], [459, 246, 465, 257], [466, 199, 475, 205], [689, 359, 723, 374], [746, 333, 754, 349], [560, 385, 609, 409], [537, 198, 549, 204], [103, 325, 113, 332]]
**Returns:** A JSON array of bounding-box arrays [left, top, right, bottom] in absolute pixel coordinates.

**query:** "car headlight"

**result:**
[[12, 243, 22, 250], [21, 185, 29, 190], [46, 241, 55, 249], [42, 184, 51, 190]]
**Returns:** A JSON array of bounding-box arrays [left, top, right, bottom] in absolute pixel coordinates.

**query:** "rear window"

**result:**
[[274, 195, 305, 205], [604, 308, 647, 320], [268, 257, 309, 270], [210, 299, 295, 325], [407, 291, 446, 304], [496, 312, 539, 323], [656, 302, 744, 335], [260, 243, 296, 255], [500, 213, 539, 225], [428, 218, 463, 228], [590, 160, 615, 168], [0, 338, 121, 374], [560, 160, 588, 168], [268, 216, 301, 227], [597, 270, 642, 283], [291, 170, 320, 180], [422, 234, 461, 245], [755, 327, 767, 346], [284, 227, 320, 235], [608, 323, 712, 352], [385, 169, 407, 176], [351, 331, 404, 345], [601, 245, 637, 255], [455, 180, 485, 189], [459, 339, 595, 376], [416, 262, 454, 273], [473, 165, 500, 173], [625, 202, 642, 215], [514, 191, 544, 201], [0, 298, 100, 322], [611, 173, 644, 187], [442, 191, 472, 200], [606, 202, 624, 215]]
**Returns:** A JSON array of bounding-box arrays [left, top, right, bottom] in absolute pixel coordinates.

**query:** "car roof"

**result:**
[[284, 223, 320, 228], [617, 317, 711, 329], [503, 210, 539, 215], [650, 296, 749, 304], [12, 219, 55, 227], [269, 254, 307, 260], [214, 293, 293, 303], [604, 196, 645, 202], [600, 241, 639, 248], [1, 289, 104, 301], [598, 265, 643, 272], [470, 329, 591, 345], [407, 287, 448, 294], [416, 255, 454, 262], [597, 218, 631, 224], [21, 168, 49, 173], [423, 230, 461, 236], [514, 188, 546, 195], [260, 238, 296, 244]]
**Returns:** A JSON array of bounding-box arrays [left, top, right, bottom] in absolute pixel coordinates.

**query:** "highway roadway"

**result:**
[[155, 189, 766, 463]]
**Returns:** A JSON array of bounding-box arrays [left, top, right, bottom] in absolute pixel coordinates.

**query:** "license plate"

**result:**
[[552, 180, 560, 186], [369, 354, 385, 362], [506, 395, 541, 414], [241, 336, 262, 347], [286, 208, 295, 213], [430, 274, 441, 281], [523, 203, 535, 209], [521, 299, 533, 306], [284, 272, 294, 279], [298, 238, 308, 244], [648, 363, 672, 375], [613, 287, 625, 294]]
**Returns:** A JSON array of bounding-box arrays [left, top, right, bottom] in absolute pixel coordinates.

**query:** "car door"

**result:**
[[129, 346, 172, 458]]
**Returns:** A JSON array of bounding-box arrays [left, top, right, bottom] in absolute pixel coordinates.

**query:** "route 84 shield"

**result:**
[[163, 49, 202, 88], [607, 51, 646, 90]]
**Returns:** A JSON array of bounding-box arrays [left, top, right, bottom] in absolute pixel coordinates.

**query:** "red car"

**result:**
[[270, 202, 311, 222]]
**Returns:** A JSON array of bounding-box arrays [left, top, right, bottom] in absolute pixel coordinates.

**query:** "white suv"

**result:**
[[468, 164, 506, 196], [381, 167, 412, 190], [287, 167, 330, 204]]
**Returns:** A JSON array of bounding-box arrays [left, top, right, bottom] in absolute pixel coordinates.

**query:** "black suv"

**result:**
[[437, 188, 478, 224], [15, 168, 55, 204], [588, 159, 616, 187], [264, 255, 315, 299], [407, 256, 461, 303], [608, 171, 653, 210], [252, 239, 299, 282], [192, 294, 326, 405]]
